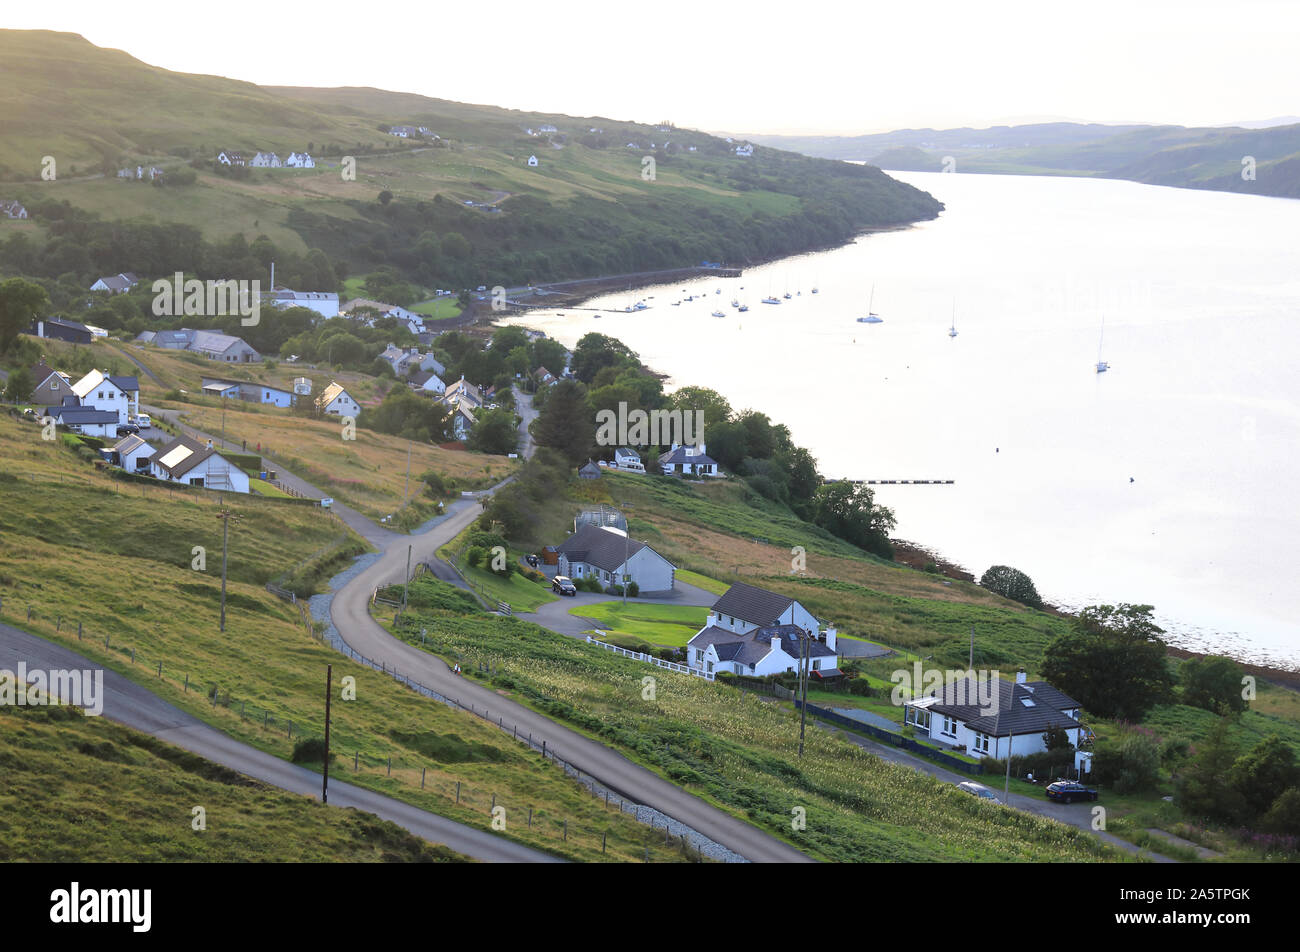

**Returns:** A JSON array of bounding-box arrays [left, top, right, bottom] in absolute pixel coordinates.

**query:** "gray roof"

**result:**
[[191, 330, 256, 355], [917, 678, 1082, 738], [711, 581, 802, 627], [148, 434, 220, 478], [659, 445, 717, 466], [48, 407, 118, 424], [111, 433, 155, 455], [107, 375, 139, 392], [156, 329, 196, 345], [555, 523, 650, 572], [689, 623, 836, 668]]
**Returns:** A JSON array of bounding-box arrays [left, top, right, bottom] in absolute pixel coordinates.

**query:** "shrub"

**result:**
[[979, 565, 1043, 608], [845, 678, 874, 697], [465, 546, 486, 568], [1093, 732, 1162, 793], [291, 737, 334, 764]]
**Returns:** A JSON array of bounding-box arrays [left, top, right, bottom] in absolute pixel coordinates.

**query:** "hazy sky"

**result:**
[[6, 0, 1298, 134]]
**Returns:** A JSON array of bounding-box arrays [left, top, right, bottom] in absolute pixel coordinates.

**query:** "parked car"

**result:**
[[551, 575, 576, 596], [525, 554, 540, 568], [1045, 780, 1098, 803], [116, 423, 140, 436], [135, 413, 152, 428], [21, 407, 36, 418], [957, 781, 999, 801]]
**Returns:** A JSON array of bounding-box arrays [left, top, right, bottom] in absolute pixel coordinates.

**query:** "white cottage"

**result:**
[[686, 581, 838, 676], [149, 435, 250, 493], [316, 382, 360, 417], [554, 524, 676, 594]]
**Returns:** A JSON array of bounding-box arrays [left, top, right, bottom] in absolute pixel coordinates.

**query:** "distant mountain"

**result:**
[[742, 121, 1300, 199]]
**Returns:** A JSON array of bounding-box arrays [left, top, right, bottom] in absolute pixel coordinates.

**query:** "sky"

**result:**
[[5, 0, 1298, 135]]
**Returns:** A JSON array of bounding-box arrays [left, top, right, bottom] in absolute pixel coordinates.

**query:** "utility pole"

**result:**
[[621, 501, 631, 605], [402, 544, 412, 613], [969, 624, 974, 670], [798, 630, 810, 757], [322, 664, 332, 804], [404, 439, 411, 503], [215, 505, 241, 632], [1004, 732, 1014, 804]]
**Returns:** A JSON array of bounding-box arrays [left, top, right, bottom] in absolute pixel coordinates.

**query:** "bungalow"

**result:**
[[201, 377, 295, 408], [613, 447, 644, 472], [388, 125, 420, 138], [71, 370, 139, 424], [28, 362, 76, 404], [903, 673, 1086, 761], [44, 406, 120, 438], [249, 151, 282, 168], [190, 330, 261, 363], [284, 152, 315, 168], [450, 403, 476, 440], [410, 369, 446, 396], [527, 155, 539, 167], [104, 433, 158, 473], [29, 318, 92, 344], [534, 366, 558, 388], [216, 150, 247, 166], [1, 200, 28, 219], [659, 442, 720, 477], [554, 523, 676, 593], [444, 376, 484, 410], [687, 581, 838, 677], [316, 382, 360, 417], [149, 434, 250, 493], [90, 272, 141, 294]]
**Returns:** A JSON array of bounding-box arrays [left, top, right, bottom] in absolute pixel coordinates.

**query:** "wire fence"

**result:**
[[0, 595, 729, 863]]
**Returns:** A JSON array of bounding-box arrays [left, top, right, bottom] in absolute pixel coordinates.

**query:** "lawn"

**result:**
[[0, 704, 467, 863], [572, 602, 707, 647], [411, 297, 464, 320]]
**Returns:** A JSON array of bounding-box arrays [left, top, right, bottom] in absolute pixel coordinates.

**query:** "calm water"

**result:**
[[507, 171, 1300, 669]]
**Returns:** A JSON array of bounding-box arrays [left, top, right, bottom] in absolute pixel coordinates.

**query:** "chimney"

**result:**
[[1015, 671, 1027, 684], [698, 442, 707, 455]]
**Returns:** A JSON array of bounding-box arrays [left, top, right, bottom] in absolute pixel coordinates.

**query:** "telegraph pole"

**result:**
[[215, 505, 241, 632], [404, 439, 411, 503], [322, 664, 332, 804], [798, 631, 810, 757], [402, 544, 412, 612]]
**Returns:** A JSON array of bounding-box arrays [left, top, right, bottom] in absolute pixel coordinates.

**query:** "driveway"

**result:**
[[0, 621, 559, 863], [525, 578, 717, 641], [512, 386, 537, 459]]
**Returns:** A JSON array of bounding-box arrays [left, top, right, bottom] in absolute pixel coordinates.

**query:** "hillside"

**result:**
[[744, 121, 1300, 198], [0, 30, 943, 291]]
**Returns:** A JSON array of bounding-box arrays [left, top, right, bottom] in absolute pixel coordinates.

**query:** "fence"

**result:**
[[0, 596, 724, 863], [585, 636, 715, 681], [794, 700, 986, 776]]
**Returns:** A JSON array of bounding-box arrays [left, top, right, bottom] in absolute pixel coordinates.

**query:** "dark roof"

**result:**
[[711, 581, 800, 627], [659, 445, 716, 466], [916, 678, 1082, 737], [107, 375, 139, 392], [48, 407, 118, 424], [689, 623, 836, 668], [149, 434, 222, 478], [577, 459, 602, 478], [555, 523, 649, 572], [29, 362, 63, 386]]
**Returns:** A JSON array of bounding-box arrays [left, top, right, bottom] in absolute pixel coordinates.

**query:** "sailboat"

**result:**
[[857, 284, 883, 323], [948, 302, 958, 338], [762, 275, 780, 304], [1096, 316, 1110, 373]]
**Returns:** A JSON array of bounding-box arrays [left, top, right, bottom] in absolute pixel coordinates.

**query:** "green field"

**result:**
[[383, 583, 1121, 863], [574, 602, 707, 647], [0, 704, 467, 862]]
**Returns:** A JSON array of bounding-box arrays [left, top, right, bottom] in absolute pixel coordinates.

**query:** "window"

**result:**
[[812, 659, 821, 670], [50, 380, 57, 390], [974, 733, 991, 753], [941, 716, 957, 738]]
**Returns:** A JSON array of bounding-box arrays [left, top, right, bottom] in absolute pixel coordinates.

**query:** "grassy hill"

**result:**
[[745, 121, 1300, 199], [0, 30, 942, 291]]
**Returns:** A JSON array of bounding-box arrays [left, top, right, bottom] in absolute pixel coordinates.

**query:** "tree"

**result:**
[[0, 277, 49, 353], [669, 386, 732, 429], [3, 366, 33, 404], [1043, 725, 1073, 751], [1229, 735, 1300, 821], [1175, 717, 1246, 823], [979, 565, 1043, 608], [467, 408, 518, 456], [1260, 788, 1300, 837], [569, 333, 636, 383], [1092, 732, 1161, 793], [1180, 655, 1249, 715], [531, 379, 592, 466], [810, 481, 896, 559], [378, 190, 394, 205]]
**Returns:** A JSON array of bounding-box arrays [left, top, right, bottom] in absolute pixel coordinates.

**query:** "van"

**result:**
[[135, 413, 152, 428]]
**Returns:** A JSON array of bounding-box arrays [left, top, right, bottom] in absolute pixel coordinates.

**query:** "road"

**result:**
[[328, 496, 814, 863], [0, 621, 559, 863]]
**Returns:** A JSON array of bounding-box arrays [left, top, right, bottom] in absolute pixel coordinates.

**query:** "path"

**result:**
[[0, 621, 559, 863]]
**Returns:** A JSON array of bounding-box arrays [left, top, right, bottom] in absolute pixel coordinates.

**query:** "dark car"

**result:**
[[551, 575, 577, 596], [525, 553, 540, 568], [116, 423, 141, 436], [1045, 780, 1098, 803]]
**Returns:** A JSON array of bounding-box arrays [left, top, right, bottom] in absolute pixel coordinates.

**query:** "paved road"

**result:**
[[512, 386, 537, 460], [0, 621, 559, 863], [328, 496, 813, 863]]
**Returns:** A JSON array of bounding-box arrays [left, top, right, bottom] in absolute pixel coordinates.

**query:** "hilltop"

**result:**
[[0, 30, 942, 291], [743, 121, 1300, 198]]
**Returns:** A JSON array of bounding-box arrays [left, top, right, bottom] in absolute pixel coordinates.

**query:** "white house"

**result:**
[[284, 152, 315, 168], [250, 151, 282, 168], [554, 524, 676, 594], [265, 288, 340, 319], [449, 403, 475, 440], [189, 330, 261, 363], [687, 581, 839, 677], [527, 155, 539, 167], [444, 376, 484, 410], [419, 353, 446, 377], [903, 674, 1086, 761], [1, 200, 29, 219], [735, 143, 755, 157], [106, 433, 158, 473], [71, 370, 139, 424], [538, 124, 558, 134], [90, 272, 141, 294], [43, 406, 119, 438], [292, 377, 313, 398], [388, 125, 420, 138], [316, 382, 360, 416], [613, 447, 644, 472], [659, 443, 720, 477], [201, 377, 295, 408], [216, 150, 246, 166], [149, 435, 250, 493], [410, 369, 446, 396]]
